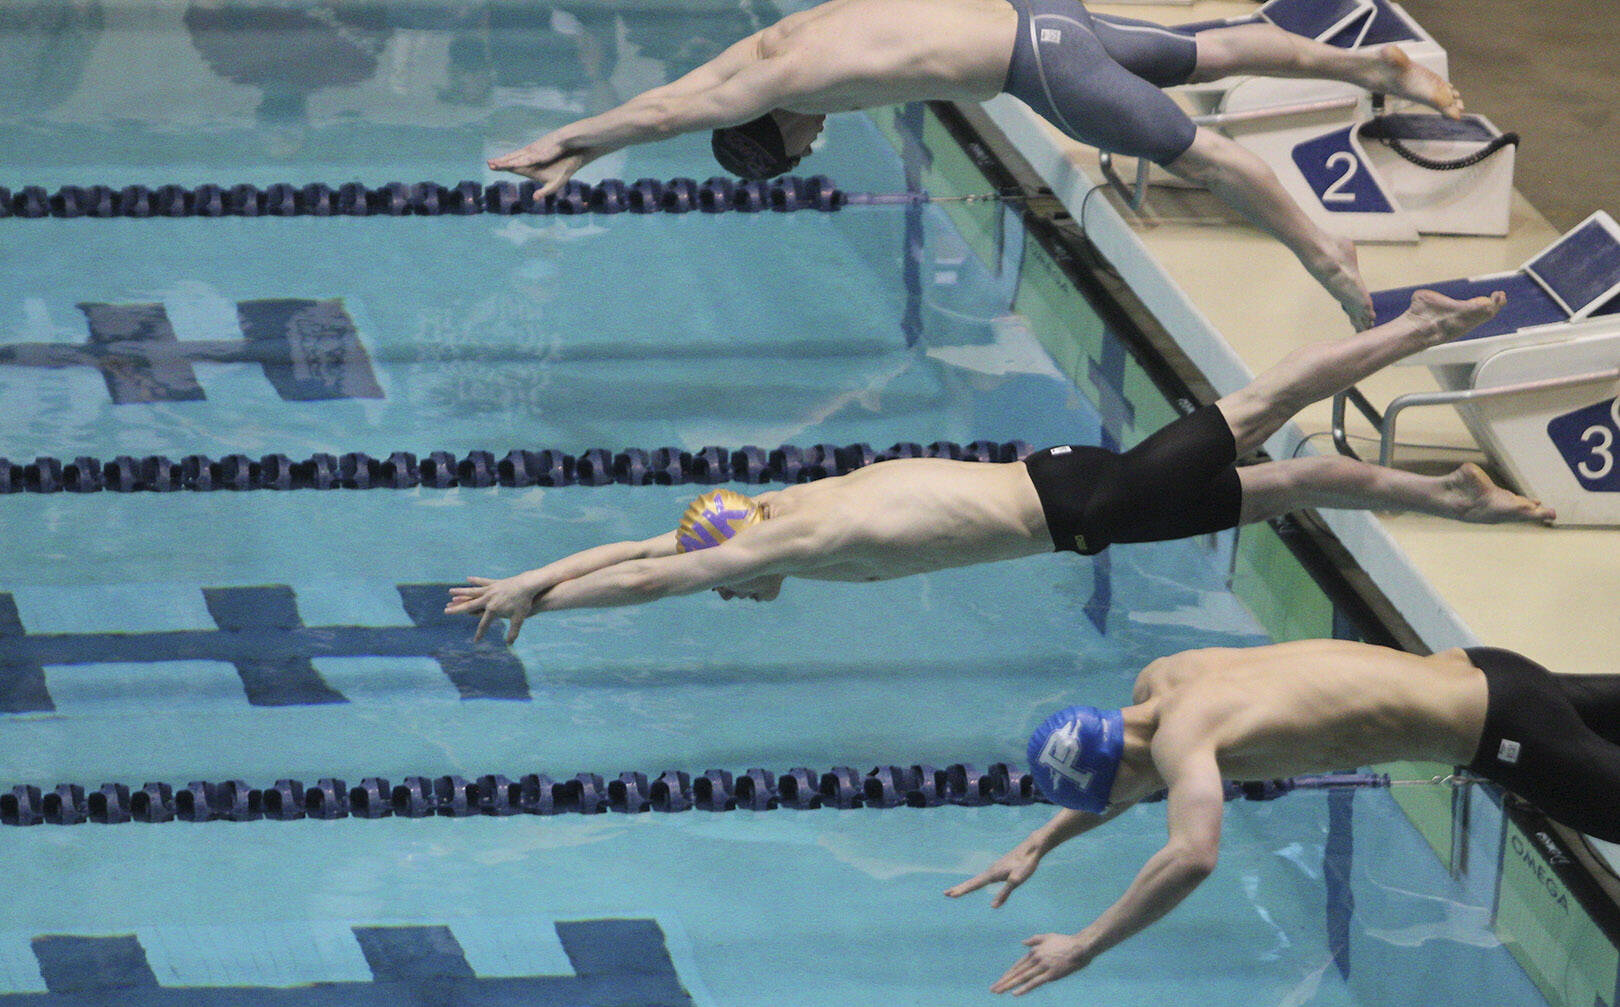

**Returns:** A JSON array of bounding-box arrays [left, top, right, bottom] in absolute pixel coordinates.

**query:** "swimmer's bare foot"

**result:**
[[1308, 235, 1374, 330], [1443, 463, 1556, 524], [1367, 45, 1464, 119], [1401, 288, 1506, 348]]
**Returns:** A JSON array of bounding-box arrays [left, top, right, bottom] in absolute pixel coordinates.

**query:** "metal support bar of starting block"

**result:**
[[1099, 96, 1362, 213], [1098, 150, 1152, 212], [1332, 365, 1620, 468], [1193, 95, 1361, 129]]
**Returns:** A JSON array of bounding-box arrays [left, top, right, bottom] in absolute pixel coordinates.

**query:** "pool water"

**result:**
[[0, 1, 1548, 1004]]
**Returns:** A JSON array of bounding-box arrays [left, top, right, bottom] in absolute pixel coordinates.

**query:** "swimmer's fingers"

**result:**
[[989, 950, 1042, 995], [504, 608, 527, 645], [990, 935, 1085, 995], [487, 139, 559, 171], [991, 876, 1025, 909], [444, 589, 487, 616], [943, 867, 1001, 899], [474, 608, 496, 643]]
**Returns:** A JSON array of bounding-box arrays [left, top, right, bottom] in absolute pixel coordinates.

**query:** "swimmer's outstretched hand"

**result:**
[[989, 933, 1093, 996], [944, 841, 1044, 909], [488, 133, 608, 198], [445, 575, 543, 644]]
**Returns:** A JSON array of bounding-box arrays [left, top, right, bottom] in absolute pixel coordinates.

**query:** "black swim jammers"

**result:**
[[1003, 0, 1200, 166], [1465, 647, 1620, 842], [1024, 404, 1242, 555]]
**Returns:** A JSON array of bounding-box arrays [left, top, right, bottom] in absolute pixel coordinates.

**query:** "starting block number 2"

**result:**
[[1548, 397, 1620, 491], [1293, 127, 1394, 214]]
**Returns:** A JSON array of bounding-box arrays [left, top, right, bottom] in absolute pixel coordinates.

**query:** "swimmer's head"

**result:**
[[675, 488, 764, 553], [711, 110, 826, 179], [715, 573, 784, 602], [1027, 705, 1124, 814]]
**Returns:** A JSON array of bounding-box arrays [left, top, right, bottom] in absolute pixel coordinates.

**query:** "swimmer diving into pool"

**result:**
[[945, 640, 1620, 993], [446, 290, 1550, 643], [487, 0, 1465, 330]]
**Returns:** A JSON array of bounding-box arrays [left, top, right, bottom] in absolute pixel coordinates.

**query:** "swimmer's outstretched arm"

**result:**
[[528, 518, 817, 611], [488, 47, 807, 196], [945, 803, 1136, 908], [446, 532, 679, 642], [447, 518, 821, 642], [988, 738, 1224, 995]]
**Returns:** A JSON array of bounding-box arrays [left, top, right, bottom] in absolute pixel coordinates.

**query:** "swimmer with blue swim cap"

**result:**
[[1026, 705, 1124, 813], [945, 639, 1620, 993]]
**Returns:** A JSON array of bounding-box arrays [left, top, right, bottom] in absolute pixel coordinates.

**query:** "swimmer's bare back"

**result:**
[[762, 457, 1050, 579], [740, 0, 1017, 112]]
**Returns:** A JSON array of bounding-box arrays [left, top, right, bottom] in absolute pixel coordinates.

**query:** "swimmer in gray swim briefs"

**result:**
[[489, 0, 1466, 330]]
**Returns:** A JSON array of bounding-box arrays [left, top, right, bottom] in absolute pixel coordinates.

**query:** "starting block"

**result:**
[[1223, 110, 1518, 241], [1335, 212, 1620, 525], [1105, 0, 1515, 241], [1172, 0, 1449, 123]]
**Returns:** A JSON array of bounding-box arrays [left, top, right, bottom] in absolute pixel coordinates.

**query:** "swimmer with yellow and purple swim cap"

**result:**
[[675, 488, 765, 553], [450, 293, 1548, 645]]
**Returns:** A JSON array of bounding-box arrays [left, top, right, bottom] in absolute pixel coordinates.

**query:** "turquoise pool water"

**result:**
[[0, 2, 1548, 1004]]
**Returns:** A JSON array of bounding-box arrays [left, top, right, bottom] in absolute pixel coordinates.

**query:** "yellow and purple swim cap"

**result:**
[[675, 489, 764, 553]]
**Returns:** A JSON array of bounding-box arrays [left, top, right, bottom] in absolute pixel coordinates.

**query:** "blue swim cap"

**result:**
[[1027, 705, 1124, 813]]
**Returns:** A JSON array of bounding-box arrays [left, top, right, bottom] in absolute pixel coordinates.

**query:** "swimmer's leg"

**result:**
[[1555, 674, 1620, 747], [1160, 129, 1373, 330], [1236, 457, 1554, 525], [1214, 288, 1505, 453], [1187, 23, 1463, 119], [1465, 651, 1620, 842]]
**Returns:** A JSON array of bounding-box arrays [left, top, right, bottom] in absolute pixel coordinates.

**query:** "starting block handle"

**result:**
[[1331, 386, 1385, 461], [1374, 365, 1620, 467], [1098, 151, 1151, 212], [1192, 95, 1360, 129]]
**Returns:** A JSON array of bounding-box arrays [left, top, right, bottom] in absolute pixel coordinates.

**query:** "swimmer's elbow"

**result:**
[[1170, 839, 1219, 881], [1184, 846, 1219, 881]]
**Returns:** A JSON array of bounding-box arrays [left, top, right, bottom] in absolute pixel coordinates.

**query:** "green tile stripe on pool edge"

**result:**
[[1379, 759, 1457, 866], [1496, 817, 1620, 1007], [1230, 522, 1334, 644], [867, 104, 1002, 275]]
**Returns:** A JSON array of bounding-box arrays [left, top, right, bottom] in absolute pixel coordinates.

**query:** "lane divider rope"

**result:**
[[0, 440, 1032, 494], [0, 176, 846, 219], [0, 766, 1398, 825]]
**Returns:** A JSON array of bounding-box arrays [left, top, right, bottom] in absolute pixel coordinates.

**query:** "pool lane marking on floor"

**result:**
[[0, 299, 383, 404], [8, 920, 693, 1004], [0, 584, 525, 714]]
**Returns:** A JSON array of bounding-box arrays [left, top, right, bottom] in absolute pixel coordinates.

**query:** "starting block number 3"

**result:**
[[1548, 397, 1620, 491]]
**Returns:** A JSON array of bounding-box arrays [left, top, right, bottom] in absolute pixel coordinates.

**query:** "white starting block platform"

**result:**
[[1095, 0, 1517, 242], [1221, 109, 1518, 242], [1171, 0, 1443, 65], [1339, 211, 1620, 525], [1167, 0, 1516, 242], [1173, 0, 1448, 118]]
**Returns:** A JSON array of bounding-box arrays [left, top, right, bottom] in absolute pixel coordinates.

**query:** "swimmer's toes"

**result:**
[[1448, 461, 1549, 521], [1378, 44, 1463, 117], [1406, 288, 1503, 341]]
